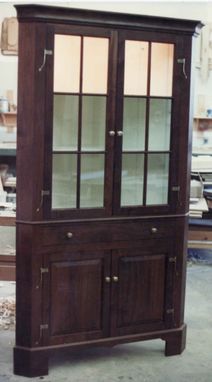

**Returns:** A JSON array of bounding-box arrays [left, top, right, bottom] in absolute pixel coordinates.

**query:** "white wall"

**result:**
[[0, 3, 17, 104]]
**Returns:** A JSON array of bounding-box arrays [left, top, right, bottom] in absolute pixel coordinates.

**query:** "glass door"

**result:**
[[45, 27, 115, 218], [114, 35, 175, 215]]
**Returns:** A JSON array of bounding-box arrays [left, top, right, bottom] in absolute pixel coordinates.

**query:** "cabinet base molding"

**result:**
[[13, 347, 49, 378], [162, 324, 187, 356], [13, 324, 186, 377]]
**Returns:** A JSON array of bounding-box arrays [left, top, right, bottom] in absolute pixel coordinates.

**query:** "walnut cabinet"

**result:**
[[14, 4, 202, 377]]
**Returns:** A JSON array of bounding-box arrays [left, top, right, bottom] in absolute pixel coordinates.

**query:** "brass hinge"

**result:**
[[172, 186, 180, 192], [40, 267, 49, 274], [40, 324, 49, 331], [169, 256, 177, 274], [38, 49, 53, 72], [36, 267, 49, 290], [177, 58, 188, 79], [40, 267, 49, 285], [172, 186, 180, 203], [35, 324, 49, 345], [36, 190, 50, 212], [166, 308, 174, 315]]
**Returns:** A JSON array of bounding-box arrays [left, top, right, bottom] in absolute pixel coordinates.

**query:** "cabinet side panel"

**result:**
[[15, 224, 33, 346], [173, 217, 188, 326], [173, 35, 193, 214], [16, 22, 46, 221], [16, 224, 43, 347]]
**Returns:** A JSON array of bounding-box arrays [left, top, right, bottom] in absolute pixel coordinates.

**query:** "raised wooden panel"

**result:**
[[111, 245, 172, 336], [44, 250, 111, 345], [50, 259, 102, 335], [117, 254, 165, 327]]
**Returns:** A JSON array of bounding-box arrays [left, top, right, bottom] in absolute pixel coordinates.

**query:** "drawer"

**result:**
[[38, 223, 111, 247], [38, 219, 175, 247], [113, 220, 174, 242]]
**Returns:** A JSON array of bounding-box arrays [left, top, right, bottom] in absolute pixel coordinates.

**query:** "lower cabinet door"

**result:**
[[42, 250, 111, 346], [110, 242, 175, 336]]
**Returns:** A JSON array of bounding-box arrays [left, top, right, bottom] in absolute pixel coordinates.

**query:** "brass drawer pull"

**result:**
[[151, 227, 158, 233], [105, 276, 111, 283], [66, 232, 73, 239], [109, 130, 115, 136], [113, 276, 119, 282], [117, 131, 123, 136]]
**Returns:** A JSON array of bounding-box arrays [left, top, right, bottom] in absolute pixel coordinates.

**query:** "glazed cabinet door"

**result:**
[[44, 25, 116, 219], [42, 250, 111, 346], [113, 31, 184, 216], [110, 240, 176, 336]]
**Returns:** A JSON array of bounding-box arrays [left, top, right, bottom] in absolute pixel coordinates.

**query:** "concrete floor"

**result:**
[[0, 264, 212, 382]]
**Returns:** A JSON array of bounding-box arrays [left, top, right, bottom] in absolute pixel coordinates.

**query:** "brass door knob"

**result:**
[[105, 276, 111, 283], [113, 276, 119, 282], [117, 131, 123, 136], [66, 232, 73, 239], [109, 130, 115, 136]]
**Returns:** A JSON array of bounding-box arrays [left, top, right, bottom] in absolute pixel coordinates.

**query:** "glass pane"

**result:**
[[54, 35, 81, 93], [52, 154, 77, 209], [146, 154, 169, 205], [53, 95, 79, 151], [123, 97, 146, 151], [81, 96, 106, 151], [150, 43, 174, 97], [121, 154, 144, 206], [80, 154, 105, 208], [82, 37, 109, 94], [124, 41, 148, 96], [148, 99, 171, 151]]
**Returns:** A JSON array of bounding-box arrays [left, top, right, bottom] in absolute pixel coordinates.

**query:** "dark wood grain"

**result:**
[[14, 4, 201, 377]]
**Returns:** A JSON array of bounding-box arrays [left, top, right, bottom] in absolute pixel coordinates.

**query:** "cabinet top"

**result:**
[[15, 4, 203, 36]]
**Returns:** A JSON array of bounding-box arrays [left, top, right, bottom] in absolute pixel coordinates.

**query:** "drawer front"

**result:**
[[38, 219, 175, 247]]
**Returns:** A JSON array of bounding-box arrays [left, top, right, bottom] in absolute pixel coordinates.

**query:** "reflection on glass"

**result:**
[[121, 154, 144, 206], [148, 99, 171, 151], [146, 154, 169, 205], [124, 41, 148, 96], [80, 154, 105, 208], [123, 97, 146, 151], [53, 95, 79, 151], [150, 43, 174, 97], [82, 37, 109, 94], [81, 96, 106, 151], [54, 35, 81, 93], [52, 154, 77, 209]]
